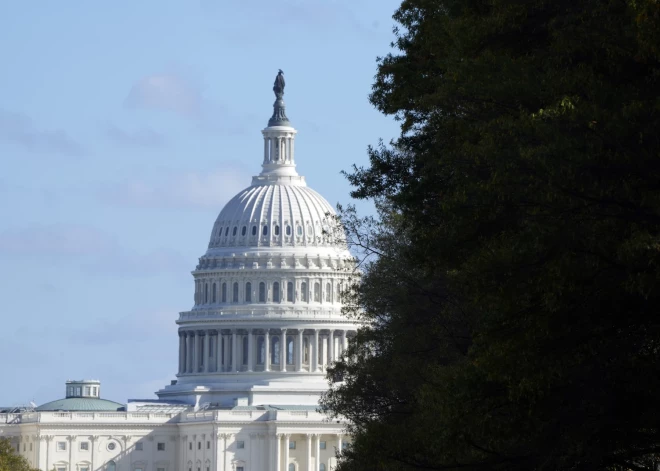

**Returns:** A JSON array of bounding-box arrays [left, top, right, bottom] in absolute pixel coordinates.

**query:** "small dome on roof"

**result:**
[[37, 397, 124, 412]]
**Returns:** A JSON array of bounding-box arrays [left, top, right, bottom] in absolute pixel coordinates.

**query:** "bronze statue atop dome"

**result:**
[[273, 69, 285, 98]]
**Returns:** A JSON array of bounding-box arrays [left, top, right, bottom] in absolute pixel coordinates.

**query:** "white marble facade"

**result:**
[[0, 76, 357, 471]]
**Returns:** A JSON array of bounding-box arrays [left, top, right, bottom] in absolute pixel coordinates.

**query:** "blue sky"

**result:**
[[0, 0, 401, 406]]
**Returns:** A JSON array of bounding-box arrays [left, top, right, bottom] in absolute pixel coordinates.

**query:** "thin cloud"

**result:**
[[0, 109, 85, 156], [99, 167, 251, 210], [124, 73, 203, 118], [105, 124, 166, 148]]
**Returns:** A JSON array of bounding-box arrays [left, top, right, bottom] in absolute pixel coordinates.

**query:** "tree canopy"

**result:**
[[321, 0, 660, 470], [0, 438, 39, 471]]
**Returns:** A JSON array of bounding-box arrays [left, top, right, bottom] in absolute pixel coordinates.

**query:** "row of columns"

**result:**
[[264, 135, 295, 164], [178, 328, 352, 375], [274, 433, 344, 471]]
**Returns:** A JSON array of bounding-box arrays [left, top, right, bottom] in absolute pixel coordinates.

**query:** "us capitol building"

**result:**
[[0, 71, 359, 471]]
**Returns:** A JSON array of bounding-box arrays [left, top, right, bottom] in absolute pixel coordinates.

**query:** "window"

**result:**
[[237, 440, 245, 449], [207, 441, 210, 449], [242, 337, 248, 364], [304, 337, 309, 362], [135, 442, 142, 451], [319, 465, 326, 471], [107, 462, 116, 471], [289, 465, 296, 471], [157, 442, 165, 451], [241, 226, 247, 236], [287, 282, 293, 302], [262, 225, 268, 236], [92, 386, 97, 396], [108, 442, 116, 451], [29, 443, 32, 452], [297, 225, 303, 236], [301, 282, 308, 302], [233, 282, 239, 302], [135, 468, 143, 471], [274, 225, 280, 236], [314, 282, 321, 302], [259, 282, 266, 302], [320, 441, 327, 450], [68, 387, 73, 396], [204, 283, 208, 303], [189, 442, 192, 450], [271, 336, 280, 364], [57, 441, 66, 451], [57, 468, 66, 471], [286, 225, 291, 236], [76, 387, 81, 396], [80, 441, 89, 451], [224, 227, 229, 236], [237, 467, 244, 471], [157, 468, 165, 471], [212, 283, 217, 303], [84, 386, 91, 395], [198, 442, 201, 450], [273, 282, 280, 302], [258, 336, 265, 364], [232, 226, 238, 236], [289, 440, 296, 449], [222, 283, 227, 302], [342, 441, 350, 450], [325, 283, 331, 302], [252, 225, 257, 236], [81, 467, 89, 471]]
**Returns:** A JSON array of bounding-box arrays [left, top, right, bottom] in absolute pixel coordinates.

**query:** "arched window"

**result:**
[[287, 282, 294, 302], [319, 464, 326, 471], [233, 282, 239, 302], [325, 283, 331, 302], [273, 282, 280, 302], [241, 226, 247, 236], [274, 225, 280, 236], [271, 337, 280, 364], [242, 337, 248, 365], [314, 282, 320, 302], [212, 283, 217, 303], [262, 225, 268, 236], [252, 225, 257, 236], [297, 225, 303, 236], [259, 282, 266, 303], [336, 283, 341, 302], [222, 283, 227, 303], [287, 336, 294, 364], [286, 225, 291, 236], [107, 462, 116, 471], [232, 226, 238, 236], [289, 464, 296, 471], [257, 336, 265, 364], [245, 282, 252, 303], [225, 227, 229, 236], [301, 282, 308, 302], [204, 284, 208, 303]]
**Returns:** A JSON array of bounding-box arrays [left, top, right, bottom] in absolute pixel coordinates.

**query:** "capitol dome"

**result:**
[[157, 72, 359, 408]]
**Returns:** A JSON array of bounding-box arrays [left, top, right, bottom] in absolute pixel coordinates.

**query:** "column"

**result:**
[[281, 329, 287, 371], [297, 329, 304, 372], [203, 330, 210, 373], [313, 329, 320, 372], [341, 329, 348, 355], [223, 332, 231, 372], [290, 136, 295, 162], [231, 330, 237, 372], [215, 332, 221, 372], [337, 433, 343, 454], [90, 436, 98, 471], [275, 434, 282, 471], [192, 332, 199, 373], [264, 137, 269, 163], [178, 332, 185, 374], [306, 434, 312, 471], [247, 329, 254, 372], [314, 434, 320, 471], [265, 330, 271, 372], [328, 329, 335, 365], [284, 434, 290, 471]]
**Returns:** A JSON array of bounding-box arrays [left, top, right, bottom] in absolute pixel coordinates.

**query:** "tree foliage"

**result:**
[[0, 438, 39, 471], [321, 0, 660, 470]]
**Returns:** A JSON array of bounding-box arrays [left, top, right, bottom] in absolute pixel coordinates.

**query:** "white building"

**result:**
[[0, 72, 358, 471]]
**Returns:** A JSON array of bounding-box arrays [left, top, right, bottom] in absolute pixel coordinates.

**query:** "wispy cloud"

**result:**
[[124, 73, 204, 118], [98, 167, 250, 210], [105, 124, 166, 148], [0, 109, 85, 157], [0, 224, 187, 277]]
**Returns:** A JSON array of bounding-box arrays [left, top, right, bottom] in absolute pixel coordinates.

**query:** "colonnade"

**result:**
[[178, 328, 353, 375], [273, 433, 346, 471]]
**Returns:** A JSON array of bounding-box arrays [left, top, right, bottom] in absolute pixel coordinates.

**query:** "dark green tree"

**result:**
[[321, 0, 660, 470], [0, 438, 40, 471]]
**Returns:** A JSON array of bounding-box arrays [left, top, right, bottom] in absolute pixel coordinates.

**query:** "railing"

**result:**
[[8, 412, 179, 423]]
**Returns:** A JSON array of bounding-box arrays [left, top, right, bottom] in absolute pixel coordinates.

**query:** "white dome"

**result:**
[[207, 183, 342, 250]]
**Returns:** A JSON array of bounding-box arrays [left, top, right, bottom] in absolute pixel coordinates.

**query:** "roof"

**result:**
[[37, 397, 124, 412]]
